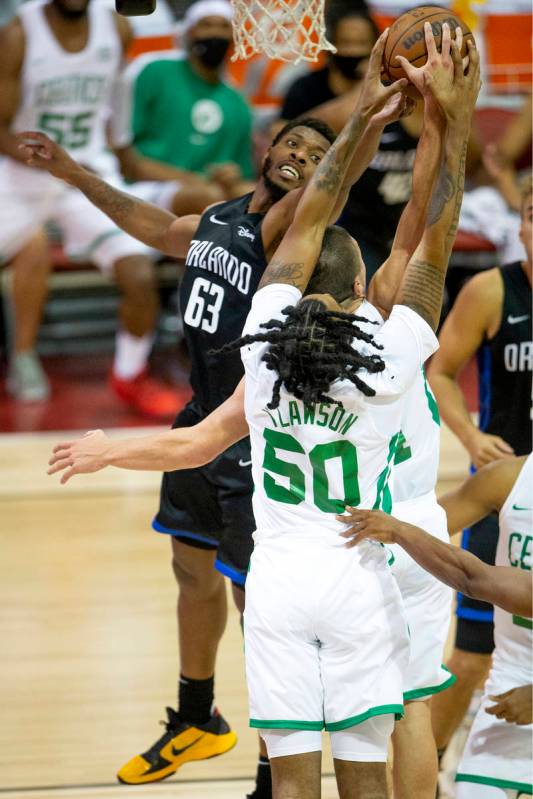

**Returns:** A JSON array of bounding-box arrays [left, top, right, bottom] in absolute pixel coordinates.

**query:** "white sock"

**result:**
[[113, 331, 154, 380]]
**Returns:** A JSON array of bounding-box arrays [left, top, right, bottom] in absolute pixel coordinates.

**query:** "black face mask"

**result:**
[[330, 53, 370, 80], [190, 37, 231, 70]]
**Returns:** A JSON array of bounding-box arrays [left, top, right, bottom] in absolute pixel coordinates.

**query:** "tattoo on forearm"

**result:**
[[261, 259, 306, 289], [85, 177, 136, 225], [428, 162, 455, 226], [313, 111, 364, 195], [445, 140, 468, 249], [400, 259, 445, 330]]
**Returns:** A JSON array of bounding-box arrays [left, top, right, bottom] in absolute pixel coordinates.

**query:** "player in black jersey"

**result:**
[[428, 175, 532, 773], [20, 32, 410, 794]]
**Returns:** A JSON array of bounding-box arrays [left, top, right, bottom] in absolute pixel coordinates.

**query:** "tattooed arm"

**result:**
[[16, 130, 200, 257], [259, 30, 407, 292], [396, 26, 481, 330]]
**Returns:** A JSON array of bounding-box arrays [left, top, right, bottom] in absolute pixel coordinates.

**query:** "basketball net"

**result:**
[[230, 0, 336, 64]]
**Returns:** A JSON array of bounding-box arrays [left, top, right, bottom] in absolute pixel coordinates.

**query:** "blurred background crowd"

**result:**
[[0, 0, 531, 431]]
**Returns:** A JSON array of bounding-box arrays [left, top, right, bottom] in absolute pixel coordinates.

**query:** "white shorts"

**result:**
[[125, 178, 181, 211], [456, 669, 533, 796], [0, 160, 150, 272], [244, 533, 409, 732], [390, 492, 454, 701]]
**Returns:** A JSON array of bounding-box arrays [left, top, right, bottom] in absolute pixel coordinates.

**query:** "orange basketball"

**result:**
[[383, 6, 474, 83]]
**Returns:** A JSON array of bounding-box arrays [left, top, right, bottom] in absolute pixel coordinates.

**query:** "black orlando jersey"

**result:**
[[477, 261, 532, 455], [179, 193, 268, 412]]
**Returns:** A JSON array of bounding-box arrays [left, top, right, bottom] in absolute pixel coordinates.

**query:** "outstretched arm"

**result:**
[[396, 24, 481, 330], [368, 89, 445, 316], [258, 30, 407, 293], [336, 508, 532, 619], [48, 380, 248, 483], [16, 131, 200, 257]]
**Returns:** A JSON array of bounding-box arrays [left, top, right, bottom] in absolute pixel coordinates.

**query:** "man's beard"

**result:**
[[261, 156, 290, 203], [53, 1, 89, 20]]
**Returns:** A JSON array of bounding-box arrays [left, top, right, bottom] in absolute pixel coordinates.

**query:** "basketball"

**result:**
[[383, 6, 474, 83]]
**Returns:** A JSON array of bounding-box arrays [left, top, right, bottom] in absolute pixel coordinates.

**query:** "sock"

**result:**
[[178, 674, 214, 726], [113, 330, 153, 379], [252, 755, 272, 799]]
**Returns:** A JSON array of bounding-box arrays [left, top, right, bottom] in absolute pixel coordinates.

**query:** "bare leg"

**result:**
[[11, 229, 52, 353], [171, 538, 227, 678], [271, 751, 321, 799], [113, 254, 159, 338], [392, 700, 437, 799], [431, 650, 491, 750], [334, 760, 389, 799]]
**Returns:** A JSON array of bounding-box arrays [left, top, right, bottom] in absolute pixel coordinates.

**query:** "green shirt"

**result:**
[[129, 56, 254, 179]]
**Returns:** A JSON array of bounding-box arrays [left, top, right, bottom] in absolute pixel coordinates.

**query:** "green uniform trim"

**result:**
[[513, 614, 533, 629], [403, 665, 456, 701], [324, 703, 404, 732], [422, 367, 440, 425], [250, 718, 323, 731], [456, 773, 533, 794]]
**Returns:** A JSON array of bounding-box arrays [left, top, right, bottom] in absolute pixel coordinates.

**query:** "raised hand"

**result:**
[[396, 22, 481, 122], [356, 29, 409, 120], [48, 429, 111, 484], [17, 130, 79, 182]]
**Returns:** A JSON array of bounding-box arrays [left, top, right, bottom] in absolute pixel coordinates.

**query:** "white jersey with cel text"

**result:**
[[10, 0, 121, 178], [493, 453, 533, 684], [241, 284, 438, 543]]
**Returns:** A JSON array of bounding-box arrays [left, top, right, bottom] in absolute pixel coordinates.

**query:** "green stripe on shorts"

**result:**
[[513, 614, 533, 630], [456, 773, 532, 794], [403, 665, 456, 701], [250, 718, 323, 730], [325, 703, 404, 732]]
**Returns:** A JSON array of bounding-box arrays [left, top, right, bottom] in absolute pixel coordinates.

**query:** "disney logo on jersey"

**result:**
[[237, 226, 255, 242], [186, 239, 252, 295]]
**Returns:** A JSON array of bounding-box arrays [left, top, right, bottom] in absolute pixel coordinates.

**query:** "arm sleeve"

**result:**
[[364, 305, 439, 399], [241, 283, 302, 367]]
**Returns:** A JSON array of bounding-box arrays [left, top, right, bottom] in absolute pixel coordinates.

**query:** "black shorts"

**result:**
[[153, 399, 255, 586], [455, 513, 499, 655]]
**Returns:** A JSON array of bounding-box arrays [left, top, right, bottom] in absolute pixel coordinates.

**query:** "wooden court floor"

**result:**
[[0, 427, 469, 798]]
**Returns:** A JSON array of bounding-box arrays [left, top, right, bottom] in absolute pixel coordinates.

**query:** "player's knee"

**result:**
[[113, 255, 157, 299], [171, 551, 221, 598], [449, 648, 491, 686]]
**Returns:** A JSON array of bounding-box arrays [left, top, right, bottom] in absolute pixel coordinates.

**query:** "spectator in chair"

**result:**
[[428, 174, 532, 776], [0, 0, 184, 418], [278, 3, 422, 285], [110, 0, 256, 217]]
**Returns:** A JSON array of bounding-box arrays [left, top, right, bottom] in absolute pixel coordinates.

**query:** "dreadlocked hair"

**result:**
[[211, 299, 385, 410]]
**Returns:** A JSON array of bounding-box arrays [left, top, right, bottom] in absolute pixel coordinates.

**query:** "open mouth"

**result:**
[[277, 163, 302, 181]]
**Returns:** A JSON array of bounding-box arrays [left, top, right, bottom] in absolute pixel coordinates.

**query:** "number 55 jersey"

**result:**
[[0, 0, 147, 270]]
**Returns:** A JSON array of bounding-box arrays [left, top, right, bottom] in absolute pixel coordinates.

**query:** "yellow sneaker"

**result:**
[[117, 707, 237, 784]]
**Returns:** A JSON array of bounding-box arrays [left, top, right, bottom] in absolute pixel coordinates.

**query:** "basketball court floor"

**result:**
[[0, 418, 469, 798]]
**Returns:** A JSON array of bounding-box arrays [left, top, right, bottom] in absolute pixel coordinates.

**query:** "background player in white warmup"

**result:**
[[340, 454, 532, 799], [0, 0, 180, 416]]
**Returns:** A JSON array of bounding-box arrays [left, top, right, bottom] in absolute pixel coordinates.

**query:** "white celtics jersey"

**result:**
[[492, 454, 533, 684], [347, 302, 441, 504], [241, 284, 438, 542], [12, 0, 121, 173]]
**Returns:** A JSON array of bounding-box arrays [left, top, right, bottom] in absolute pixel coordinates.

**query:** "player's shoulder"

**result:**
[[0, 15, 25, 68], [452, 267, 504, 319], [476, 455, 528, 510], [111, 9, 133, 50]]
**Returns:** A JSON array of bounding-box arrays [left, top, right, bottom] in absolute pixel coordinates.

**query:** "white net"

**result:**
[[230, 0, 336, 64]]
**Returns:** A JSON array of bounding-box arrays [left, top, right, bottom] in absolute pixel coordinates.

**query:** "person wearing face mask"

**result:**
[[279, 4, 422, 285], [111, 0, 255, 214]]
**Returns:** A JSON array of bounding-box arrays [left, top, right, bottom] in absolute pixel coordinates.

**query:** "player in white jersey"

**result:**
[[340, 454, 532, 799], [0, 0, 181, 417]]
